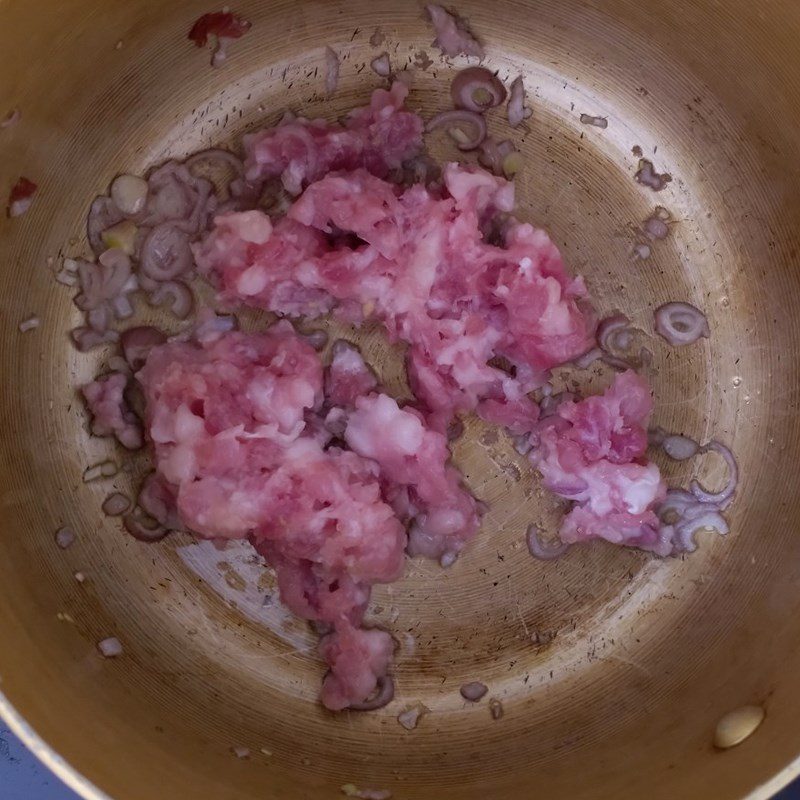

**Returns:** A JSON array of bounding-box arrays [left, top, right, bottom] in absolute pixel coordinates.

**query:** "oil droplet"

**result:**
[[732, 376, 742, 387]]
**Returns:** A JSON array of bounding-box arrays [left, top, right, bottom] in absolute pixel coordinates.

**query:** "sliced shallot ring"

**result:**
[[149, 280, 194, 319], [654, 302, 710, 346], [573, 347, 603, 369], [185, 148, 245, 179], [675, 510, 729, 553], [597, 314, 635, 353], [526, 524, 571, 561], [140, 223, 193, 280], [690, 441, 738, 509], [451, 67, 507, 112], [426, 110, 487, 151], [123, 511, 169, 542], [348, 676, 395, 711]]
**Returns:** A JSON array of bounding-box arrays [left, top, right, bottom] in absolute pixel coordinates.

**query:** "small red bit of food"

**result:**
[[426, 4, 484, 59], [7, 177, 37, 218], [188, 10, 252, 68], [188, 10, 251, 46]]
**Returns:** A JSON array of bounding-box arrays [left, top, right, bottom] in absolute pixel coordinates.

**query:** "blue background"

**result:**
[[2, 722, 799, 799]]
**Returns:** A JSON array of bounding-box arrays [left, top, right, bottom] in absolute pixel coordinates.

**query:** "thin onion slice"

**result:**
[[675, 510, 729, 553], [690, 441, 738, 509], [325, 46, 340, 96], [654, 302, 710, 346], [451, 67, 507, 113], [149, 280, 194, 319], [507, 76, 531, 127], [426, 109, 487, 151], [123, 511, 169, 542], [348, 675, 395, 711], [526, 524, 571, 561], [579, 114, 608, 129]]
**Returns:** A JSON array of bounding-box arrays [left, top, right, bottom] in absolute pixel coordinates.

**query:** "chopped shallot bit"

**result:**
[[98, 637, 123, 657], [507, 76, 531, 127], [632, 242, 651, 260], [55, 269, 78, 286], [370, 52, 391, 77], [579, 113, 608, 129], [325, 46, 340, 96], [635, 158, 672, 191], [82, 461, 118, 482], [7, 177, 37, 218], [18, 316, 40, 332], [1, 108, 20, 129], [74, 571, 87, 583], [643, 207, 671, 240], [426, 4, 484, 59], [110, 174, 148, 217], [460, 681, 488, 701], [397, 706, 425, 730], [341, 785, 392, 800], [231, 746, 250, 759], [489, 698, 504, 720], [102, 492, 131, 516], [55, 526, 76, 549]]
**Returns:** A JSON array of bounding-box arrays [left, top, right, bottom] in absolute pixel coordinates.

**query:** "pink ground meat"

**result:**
[[195, 153, 595, 431], [529, 371, 668, 552], [137, 325, 415, 709], [242, 82, 423, 195]]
